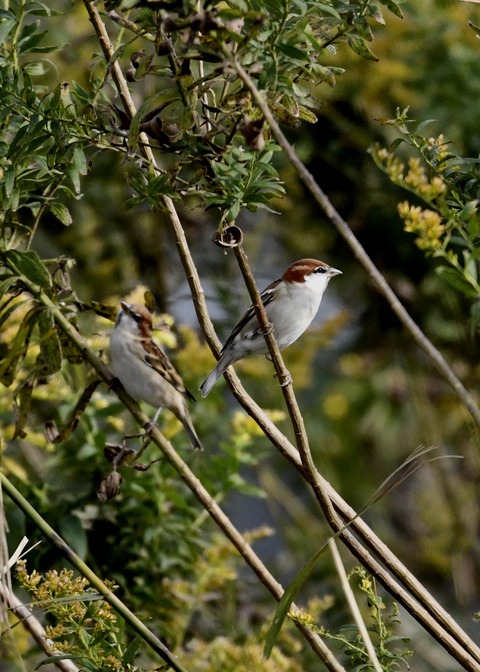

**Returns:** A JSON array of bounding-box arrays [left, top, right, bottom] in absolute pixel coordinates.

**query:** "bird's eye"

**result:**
[[314, 267, 327, 274], [132, 313, 142, 323]]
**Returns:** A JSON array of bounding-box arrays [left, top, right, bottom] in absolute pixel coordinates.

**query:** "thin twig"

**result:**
[[106, 10, 155, 41]]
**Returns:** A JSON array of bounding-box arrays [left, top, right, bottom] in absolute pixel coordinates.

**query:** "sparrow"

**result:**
[[199, 258, 342, 397], [110, 301, 203, 450]]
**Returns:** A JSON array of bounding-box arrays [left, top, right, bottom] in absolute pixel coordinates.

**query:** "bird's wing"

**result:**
[[143, 339, 195, 402], [221, 279, 280, 352]]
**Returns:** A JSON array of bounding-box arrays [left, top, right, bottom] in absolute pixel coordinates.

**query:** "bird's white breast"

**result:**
[[267, 277, 327, 348]]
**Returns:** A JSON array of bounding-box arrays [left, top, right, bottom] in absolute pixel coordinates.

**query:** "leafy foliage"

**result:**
[[371, 108, 480, 316]]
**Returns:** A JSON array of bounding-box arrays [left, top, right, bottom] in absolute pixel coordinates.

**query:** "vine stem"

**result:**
[[230, 57, 480, 432]]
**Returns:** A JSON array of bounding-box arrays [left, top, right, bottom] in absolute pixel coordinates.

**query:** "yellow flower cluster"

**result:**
[[16, 561, 89, 603], [397, 202, 446, 251], [404, 157, 446, 201], [426, 134, 449, 162], [374, 144, 447, 202], [15, 559, 119, 663], [374, 146, 405, 183]]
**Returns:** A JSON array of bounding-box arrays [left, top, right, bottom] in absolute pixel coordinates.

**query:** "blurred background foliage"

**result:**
[[1, 0, 480, 670]]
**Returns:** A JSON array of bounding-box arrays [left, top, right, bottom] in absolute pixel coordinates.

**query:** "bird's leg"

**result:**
[[145, 406, 163, 434]]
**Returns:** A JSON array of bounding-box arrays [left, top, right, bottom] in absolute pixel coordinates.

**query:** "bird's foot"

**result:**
[[271, 367, 293, 387], [259, 323, 274, 336], [279, 371, 293, 387], [144, 420, 157, 434]]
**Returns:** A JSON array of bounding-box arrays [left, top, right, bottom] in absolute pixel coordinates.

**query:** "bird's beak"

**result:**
[[328, 267, 342, 277], [120, 301, 131, 312]]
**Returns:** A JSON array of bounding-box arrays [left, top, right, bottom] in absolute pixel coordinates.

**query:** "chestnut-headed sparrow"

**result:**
[[199, 258, 342, 397], [110, 301, 203, 450]]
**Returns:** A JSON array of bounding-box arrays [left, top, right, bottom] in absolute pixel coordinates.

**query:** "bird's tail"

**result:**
[[199, 357, 231, 398], [182, 415, 204, 451]]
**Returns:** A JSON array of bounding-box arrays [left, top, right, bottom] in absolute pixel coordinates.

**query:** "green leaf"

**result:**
[[298, 105, 318, 124], [312, 64, 338, 87], [23, 42, 65, 54], [460, 200, 478, 221], [316, 3, 342, 20], [0, 275, 18, 300], [0, 17, 16, 46], [36, 654, 81, 668], [462, 251, 478, 285], [48, 202, 73, 226], [3, 168, 15, 198], [389, 137, 407, 151], [0, 306, 41, 386], [416, 118, 438, 134], [379, 0, 404, 19], [8, 123, 30, 159], [227, 202, 241, 221], [264, 541, 330, 658], [18, 28, 49, 54], [25, 2, 64, 17], [0, 298, 30, 332], [72, 144, 87, 176], [468, 212, 479, 241], [435, 266, 479, 298], [128, 92, 177, 153], [369, 4, 386, 25], [36, 310, 62, 378], [347, 36, 378, 61], [5, 250, 52, 288], [270, 102, 301, 128], [122, 636, 142, 665], [13, 379, 33, 439], [276, 42, 311, 62]]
